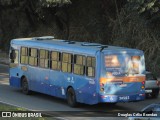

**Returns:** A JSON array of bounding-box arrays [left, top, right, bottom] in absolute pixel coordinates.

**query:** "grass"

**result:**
[[0, 103, 26, 111], [0, 103, 54, 120]]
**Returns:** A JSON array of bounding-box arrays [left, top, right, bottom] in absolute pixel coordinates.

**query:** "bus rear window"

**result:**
[[130, 56, 140, 74], [131, 56, 140, 61], [105, 55, 120, 67]]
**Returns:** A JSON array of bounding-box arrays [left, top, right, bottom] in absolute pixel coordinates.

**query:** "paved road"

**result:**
[[0, 64, 160, 120]]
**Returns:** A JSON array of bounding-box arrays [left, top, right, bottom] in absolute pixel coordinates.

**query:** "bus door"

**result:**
[[38, 68, 50, 94], [85, 55, 99, 104], [56, 52, 73, 98], [26, 48, 49, 93], [49, 51, 62, 97], [36, 49, 51, 94], [9, 45, 21, 87], [73, 54, 98, 104]]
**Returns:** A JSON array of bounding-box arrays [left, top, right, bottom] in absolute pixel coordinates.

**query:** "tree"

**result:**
[[40, 0, 71, 7], [0, 0, 72, 50], [127, 0, 160, 28], [111, 0, 160, 76]]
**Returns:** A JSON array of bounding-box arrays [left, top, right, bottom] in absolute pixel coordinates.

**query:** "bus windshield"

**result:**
[[104, 54, 143, 77]]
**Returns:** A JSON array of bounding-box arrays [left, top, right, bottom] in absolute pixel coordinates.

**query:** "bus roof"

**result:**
[[11, 37, 143, 55]]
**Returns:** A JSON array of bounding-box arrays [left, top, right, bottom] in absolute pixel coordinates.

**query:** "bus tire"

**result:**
[[21, 78, 31, 95], [67, 87, 77, 107]]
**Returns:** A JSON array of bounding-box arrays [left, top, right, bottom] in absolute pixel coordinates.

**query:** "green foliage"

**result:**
[[40, 0, 72, 7], [127, 0, 160, 13], [111, 0, 160, 76], [127, 0, 160, 21], [0, 0, 12, 5], [1, 0, 160, 76], [0, 0, 71, 6]]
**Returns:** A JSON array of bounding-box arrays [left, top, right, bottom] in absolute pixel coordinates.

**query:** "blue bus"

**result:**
[[9, 36, 146, 107]]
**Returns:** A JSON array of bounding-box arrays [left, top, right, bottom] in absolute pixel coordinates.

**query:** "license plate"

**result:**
[[145, 90, 152, 93], [119, 96, 130, 100]]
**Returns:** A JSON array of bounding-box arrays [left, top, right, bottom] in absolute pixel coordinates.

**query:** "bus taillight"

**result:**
[[100, 83, 104, 87], [142, 81, 145, 85], [141, 81, 145, 89], [100, 83, 104, 92]]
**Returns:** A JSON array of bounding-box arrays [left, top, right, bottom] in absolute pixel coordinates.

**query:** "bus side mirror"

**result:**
[[10, 50, 16, 59]]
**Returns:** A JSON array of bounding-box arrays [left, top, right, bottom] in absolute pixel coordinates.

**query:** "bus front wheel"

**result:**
[[67, 88, 77, 107], [22, 78, 31, 95]]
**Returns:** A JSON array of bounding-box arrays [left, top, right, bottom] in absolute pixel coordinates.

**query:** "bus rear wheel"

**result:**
[[22, 78, 31, 95], [67, 88, 77, 107]]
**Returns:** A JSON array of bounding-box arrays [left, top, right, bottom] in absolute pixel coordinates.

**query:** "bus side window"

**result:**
[[39, 49, 49, 68], [62, 53, 73, 73], [10, 49, 19, 64], [73, 55, 85, 75], [29, 48, 38, 66], [20, 47, 28, 64], [51, 51, 61, 70], [86, 57, 96, 77]]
